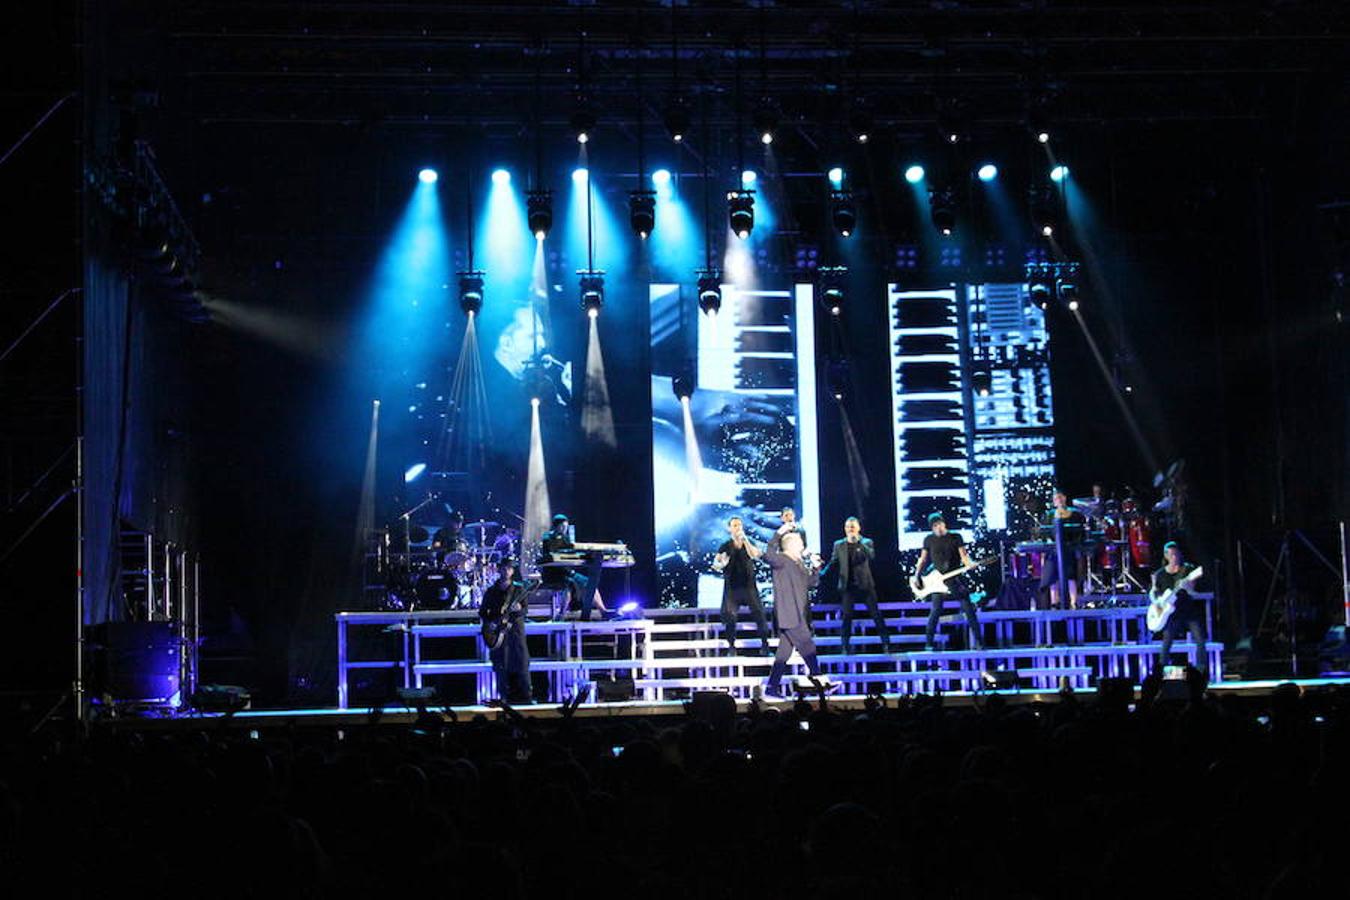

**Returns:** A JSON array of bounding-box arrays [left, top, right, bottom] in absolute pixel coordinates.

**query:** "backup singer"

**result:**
[[1040, 489, 1087, 609], [479, 558, 532, 704], [762, 524, 826, 698], [912, 512, 983, 651], [821, 517, 892, 655], [713, 517, 772, 655], [1153, 541, 1209, 677]]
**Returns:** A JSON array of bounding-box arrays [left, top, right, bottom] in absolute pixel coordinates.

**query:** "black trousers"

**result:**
[[1159, 602, 1209, 674], [489, 620, 531, 702], [924, 580, 982, 648], [839, 585, 890, 653], [721, 584, 772, 651], [767, 624, 820, 689]]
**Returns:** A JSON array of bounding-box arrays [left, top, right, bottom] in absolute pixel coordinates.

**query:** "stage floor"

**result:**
[[108, 676, 1350, 731]]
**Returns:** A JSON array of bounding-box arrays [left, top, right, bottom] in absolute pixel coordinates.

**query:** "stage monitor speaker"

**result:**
[[594, 676, 635, 703], [87, 621, 180, 703]]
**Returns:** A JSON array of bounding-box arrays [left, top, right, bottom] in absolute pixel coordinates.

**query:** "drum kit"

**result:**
[[1007, 492, 1153, 593], [378, 518, 521, 611]]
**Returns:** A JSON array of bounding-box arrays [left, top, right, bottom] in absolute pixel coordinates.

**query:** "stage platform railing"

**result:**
[[335, 592, 1221, 708]]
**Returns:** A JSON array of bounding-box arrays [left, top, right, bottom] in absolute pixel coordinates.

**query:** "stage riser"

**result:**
[[336, 607, 1222, 708]]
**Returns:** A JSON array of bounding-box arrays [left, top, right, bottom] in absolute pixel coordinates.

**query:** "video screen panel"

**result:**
[[650, 283, 820, 607], [888, 282, 1055, 554]]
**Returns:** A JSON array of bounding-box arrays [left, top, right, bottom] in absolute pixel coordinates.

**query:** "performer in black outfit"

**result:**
[[539, 513, 606, 620], [762, 525, 827, 698], [713, 516, 771, 655], [1153, 541, 1208, 677], [478, 557, 531, 703], [1040, 489, 1087, 609], [912, 512, 983, 651], [821, 517, 892, 655]]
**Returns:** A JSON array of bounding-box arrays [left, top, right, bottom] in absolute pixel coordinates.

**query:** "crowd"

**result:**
[[1, 675, 1345, 899]]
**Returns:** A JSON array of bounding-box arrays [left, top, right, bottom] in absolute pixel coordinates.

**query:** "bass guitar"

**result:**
[[1145, 566, 1204, 632], [911, 557, 997, 600]]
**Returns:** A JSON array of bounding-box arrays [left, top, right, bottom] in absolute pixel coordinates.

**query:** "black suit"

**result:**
[[821, 537, 891, 654]]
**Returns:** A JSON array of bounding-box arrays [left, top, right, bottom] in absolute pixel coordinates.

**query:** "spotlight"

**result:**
[[523, 361, 553, 406], [664, 100, 691, 143], [491, 168, 511, 186], [1028, 108, 1052, 144], [848, 107, 873, 144], [1027, 265, 1054, 309], [1059, 279, 1079, 311], [571, 108, 596, 144], [741, 169, 757, 186], [697, 270, 722, 315], [819, 266, 847, 315], [904, 164, 925, 184], [938, 112, 964, 145], [977, 163, 998, 182], [971, 365, 992, 398], [827, 358, 850, 402], [418, 168, 438, 184], [652, 168, 672, 188], [628, 190, 656, 239], [458, 270, 484, 315], [1031, 186, 1060, 238], [572, 167, 589, 184], [929, 188, 956, 236], [753, 101, 778, 145], [527, 189, 553, 240], [404, 463, 428, 483], [672, 373, 696, 400], [827, 167, 844, 187], [579, 271, 605, 318], [1050, 164, 1070, 183], [829, 190, 856, 237], [727, 190, 755, 239]]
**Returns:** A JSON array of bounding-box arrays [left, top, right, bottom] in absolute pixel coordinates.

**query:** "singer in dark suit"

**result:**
[[820, 517, 892, 655]]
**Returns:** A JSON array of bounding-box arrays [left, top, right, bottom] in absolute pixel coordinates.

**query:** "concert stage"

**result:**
[[334, 594, 1227, 710]]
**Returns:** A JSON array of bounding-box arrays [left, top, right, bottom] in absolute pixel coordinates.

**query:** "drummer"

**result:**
[[1040, 489, 1088, 609]]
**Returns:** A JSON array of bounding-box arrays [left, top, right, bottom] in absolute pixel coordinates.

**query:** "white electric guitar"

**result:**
[[1146, 566, 1204, 632], [911, 557, 997, 600]]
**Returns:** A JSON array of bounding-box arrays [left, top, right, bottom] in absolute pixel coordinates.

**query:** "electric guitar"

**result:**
[[480, 579, 538, 650], [1145, 566, 1204, 632], [911, 557, 997, 600]]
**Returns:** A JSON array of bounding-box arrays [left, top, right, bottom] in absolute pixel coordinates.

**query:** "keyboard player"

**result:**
[[539, 513, 608, 620]]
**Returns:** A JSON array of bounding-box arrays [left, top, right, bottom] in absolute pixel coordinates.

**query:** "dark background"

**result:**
[[2, 1, 1346, 705]]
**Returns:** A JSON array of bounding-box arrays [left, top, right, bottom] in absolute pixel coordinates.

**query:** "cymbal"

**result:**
[[464, 520, 501, 532]]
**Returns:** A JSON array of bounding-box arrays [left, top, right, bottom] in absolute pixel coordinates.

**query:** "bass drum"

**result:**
[[413, 567, 460, 609], [1128, 516, 1152, 568]]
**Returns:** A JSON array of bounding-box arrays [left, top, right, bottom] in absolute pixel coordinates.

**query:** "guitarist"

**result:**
[[912, 512, 984, 652], [1152, 541, 1208, 678], [479, 557, 532, 704]]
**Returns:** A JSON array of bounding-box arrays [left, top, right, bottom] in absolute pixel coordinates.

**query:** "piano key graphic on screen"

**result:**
[[896, 361, 960, 393], [901, 429, 966, 461], [894, 333, 958, 356], [900, 400, 964, 422], [902, 467, 969, 491], [735, 329, 793, 354], [889, 285, 971, 549], [893, 297, 957, 329]]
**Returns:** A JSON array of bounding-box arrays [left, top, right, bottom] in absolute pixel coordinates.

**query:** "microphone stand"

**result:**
[[399, 495, 440, 572]]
